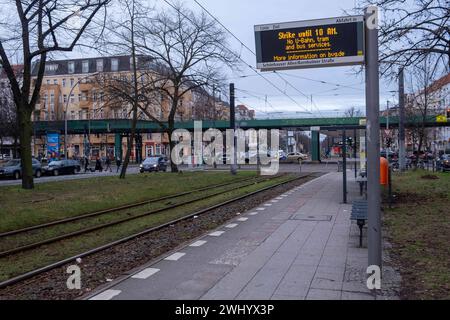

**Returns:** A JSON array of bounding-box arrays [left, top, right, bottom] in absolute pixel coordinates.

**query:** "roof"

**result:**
[[428, 73, 450, 94], [30, 55, 155, 76], [0, 64, 24, 79]]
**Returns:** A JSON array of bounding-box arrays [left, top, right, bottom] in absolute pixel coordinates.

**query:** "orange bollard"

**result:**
[[380, 157, 389, 185]]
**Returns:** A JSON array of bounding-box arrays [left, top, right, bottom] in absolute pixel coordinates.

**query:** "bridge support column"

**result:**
[[115, 133, 123, 160], [311, 130, 320, 162]]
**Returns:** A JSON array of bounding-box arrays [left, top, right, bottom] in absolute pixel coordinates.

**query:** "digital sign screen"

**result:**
[[255, 16, 365, 70]]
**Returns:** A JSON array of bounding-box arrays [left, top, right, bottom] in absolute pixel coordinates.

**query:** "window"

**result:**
[[62, 79, 66, 87], [78, 94, 81, 102], [68, 61, 75, 74], [70, 78, 74, 87], [146, 145, 154, 157], [45, 64, 58, 72], [53, 79, 58, 85], [111, 58, 119, 72], [70, 94, 75, 103], [156, 144, 161, 155], [96, 59, 103, 72], [63, 95, 67, 103], [46, 79, 50, 85], [82, 60, 89, 73], [71, 111, 75, 120]]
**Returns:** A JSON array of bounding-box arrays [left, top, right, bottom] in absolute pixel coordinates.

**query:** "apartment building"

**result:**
[[406, 73, 450, 153], [30, 55, 202, 160], [0, 65, 23, 158]]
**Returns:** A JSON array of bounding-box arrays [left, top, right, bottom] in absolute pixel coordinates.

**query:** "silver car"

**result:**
[[0, 159, 42, 179]]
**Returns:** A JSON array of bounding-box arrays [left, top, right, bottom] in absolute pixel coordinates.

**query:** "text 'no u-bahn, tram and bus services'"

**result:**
[[255, 16, 365, 70]]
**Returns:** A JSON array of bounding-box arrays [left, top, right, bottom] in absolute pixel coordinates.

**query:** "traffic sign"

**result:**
[[255, 15, 365, 71], [436, 114, 447, 123]]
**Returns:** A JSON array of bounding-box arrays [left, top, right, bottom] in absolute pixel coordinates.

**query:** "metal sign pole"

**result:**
[[230, 83, 237, 175], [365, 6, 382, 269], [398, 68, 406, 172], [342, 130, 347, 204]]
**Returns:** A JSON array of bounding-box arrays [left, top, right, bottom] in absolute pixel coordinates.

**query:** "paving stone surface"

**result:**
[[87, 171, 398, 300]]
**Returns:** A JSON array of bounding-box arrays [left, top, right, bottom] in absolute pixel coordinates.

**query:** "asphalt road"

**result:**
[[0, 162, 346, 187], [0, 165, 141, 186]]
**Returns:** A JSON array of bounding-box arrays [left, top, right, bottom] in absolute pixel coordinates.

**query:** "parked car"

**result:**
[[42, 159, 81, 176], [0, 154, 12, 161], [140, 156, 168, 172], [0, 158, 42, 179], [380, 150, 397, 160], [286, 152, 308, 163], [437, 154, 450, 172]]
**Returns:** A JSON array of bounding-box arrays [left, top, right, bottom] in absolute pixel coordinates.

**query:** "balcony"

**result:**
[[79, 82, 94, 92], [79, 99, 92, 109]]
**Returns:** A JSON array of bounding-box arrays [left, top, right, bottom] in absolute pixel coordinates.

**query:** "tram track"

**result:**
[[0, 173, 317, 291]]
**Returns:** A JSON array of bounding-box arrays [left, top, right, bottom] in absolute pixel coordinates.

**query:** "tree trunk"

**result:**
[[18, 107, 34, 189]]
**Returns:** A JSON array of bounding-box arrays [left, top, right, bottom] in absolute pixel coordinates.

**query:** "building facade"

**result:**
[[30, 55, 230, 161], [0, 65, 23, 158]]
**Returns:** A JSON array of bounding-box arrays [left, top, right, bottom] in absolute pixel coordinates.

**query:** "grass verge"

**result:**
[[0, 172, 297, 282], [383, 169, 450, 299], [0, 171, 256, 232]]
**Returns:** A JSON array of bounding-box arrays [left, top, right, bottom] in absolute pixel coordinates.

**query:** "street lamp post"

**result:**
[[64, 72, 100, 159]]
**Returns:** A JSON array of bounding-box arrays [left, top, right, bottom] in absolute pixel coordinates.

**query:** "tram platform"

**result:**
[[87, 172, 398, 300]]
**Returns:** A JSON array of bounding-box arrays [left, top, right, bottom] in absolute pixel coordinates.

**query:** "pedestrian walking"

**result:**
[[105, 155, 112, 172], [95, 156, 103, 172], [84, 155, 90, 172], [116, 156, 122, 173]]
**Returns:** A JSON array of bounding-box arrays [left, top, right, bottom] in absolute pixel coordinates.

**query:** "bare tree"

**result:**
[[136, 3, 239, 172], [95, 0, 159, 178], [355, 0, 449, 76], [405, 56, 442, 161], [0, 74, 19, 157], [0, 0, 110, 189], [294, 132, 311, 154], [343, 106, 364, 118]]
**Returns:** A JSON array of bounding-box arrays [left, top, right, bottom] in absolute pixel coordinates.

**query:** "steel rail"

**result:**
[[0, 175, 283, 258], [0, 176, 259, 238], [0, 173, 316, 289]]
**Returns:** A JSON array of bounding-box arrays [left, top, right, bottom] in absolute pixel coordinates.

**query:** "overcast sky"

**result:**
[[178, 0, 399, 119]]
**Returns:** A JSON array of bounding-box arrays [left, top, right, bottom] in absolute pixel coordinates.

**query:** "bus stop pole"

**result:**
[[365, 6, 382, 270], [354, 129, 357, 178], [342, 130, 347, 204]]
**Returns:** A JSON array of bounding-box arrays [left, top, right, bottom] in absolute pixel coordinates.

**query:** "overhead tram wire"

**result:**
[[192, 0, 331, 117], [271, 71, 325, 117], [275, 72, 365, 91], [89, 0, 312, 116], [164, 0, 309, 112]]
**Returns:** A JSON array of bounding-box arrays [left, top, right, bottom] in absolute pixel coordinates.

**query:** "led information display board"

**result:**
[[255, 15, 365, 71]]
